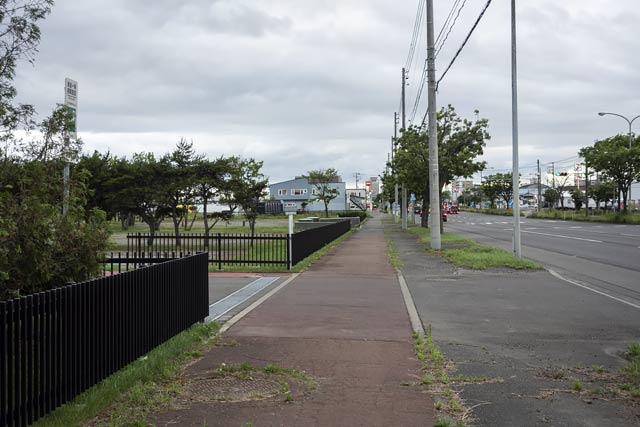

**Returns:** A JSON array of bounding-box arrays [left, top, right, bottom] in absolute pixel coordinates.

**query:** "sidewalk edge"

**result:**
[[396, 269, 425, 336]]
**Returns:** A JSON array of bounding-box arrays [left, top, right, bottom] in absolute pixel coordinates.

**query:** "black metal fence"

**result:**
[[102, 251, 199, 275], [291, 219, 351, 265], [126, 233, 289, 270], [0, 253, 209, 427]]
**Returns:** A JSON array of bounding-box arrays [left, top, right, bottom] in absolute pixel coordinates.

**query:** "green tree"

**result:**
[[571, 189, 584, 210], [306, 168, 341, 217], [580, 135, 640, 212], [543, 188, 560, 208], [123, 153, 171, 246], [392, 105, 489, 227], [0, 0, 54, 146], [193, 156, 233, 246], [163, 139, 201, 247], [588, 181, 615, 211], [227, 157, 268, 237], [489, 172, 514, 208], [480, 175, 501, 209]]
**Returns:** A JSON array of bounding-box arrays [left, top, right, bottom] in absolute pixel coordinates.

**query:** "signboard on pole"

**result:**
[[64, 78, 78, 139]]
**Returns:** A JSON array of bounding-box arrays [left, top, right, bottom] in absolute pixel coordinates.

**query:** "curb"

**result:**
[[396, 268, 425, 337]]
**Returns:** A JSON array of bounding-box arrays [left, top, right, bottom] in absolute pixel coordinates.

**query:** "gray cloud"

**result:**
[[11, 0, 640, 185]]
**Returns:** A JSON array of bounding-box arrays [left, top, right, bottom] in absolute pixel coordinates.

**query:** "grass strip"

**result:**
[[459, 207, 524, 217], [382, 218, 403, 269], [33, 322, 221, 427], [406, 226, 540, 270], [528, 209, 640, 224]]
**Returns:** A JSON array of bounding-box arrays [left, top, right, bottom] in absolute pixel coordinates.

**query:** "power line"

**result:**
[[435, 0, 463, 47], [435, 0, 468, 59], [436, 0, 493, 90], [409, 59, 428, 125], [404, 0, 425, 72]]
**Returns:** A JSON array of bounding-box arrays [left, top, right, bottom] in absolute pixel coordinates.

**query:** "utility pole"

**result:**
[[584, 162, 589, 216], [426, 0, 441, 249], [394, 113, 399, 222], [510, 0, 521, 259], [552, 162, 555, 189], [400, 69, 407, 227], [401, 68, 406, 130], [537, 159, 542, 213]]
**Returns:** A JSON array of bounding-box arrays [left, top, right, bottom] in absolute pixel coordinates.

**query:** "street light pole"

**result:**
[[598, 112, 640, 209]]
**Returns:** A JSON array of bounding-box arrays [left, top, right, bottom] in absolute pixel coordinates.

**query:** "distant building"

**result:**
[[269, 176, 347, 213], [346, 188, 367, 210]]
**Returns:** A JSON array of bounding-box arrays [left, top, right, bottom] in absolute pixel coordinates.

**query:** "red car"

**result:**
[[450, 205, 459, 214]]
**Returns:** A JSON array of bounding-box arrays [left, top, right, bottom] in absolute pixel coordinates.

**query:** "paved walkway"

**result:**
[[151, 215, 434, 426]]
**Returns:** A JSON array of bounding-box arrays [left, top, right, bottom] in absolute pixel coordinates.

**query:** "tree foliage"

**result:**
[[0, 0, 53, 145], [580, 134, 640, 211], [385, 105, 489, 226], [306, 168, 340, 218], [588, 181, 615, 210]]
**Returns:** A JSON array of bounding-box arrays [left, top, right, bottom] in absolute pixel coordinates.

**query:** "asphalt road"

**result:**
[[445, 211, 640, 309], [389, 218, 640, 426]]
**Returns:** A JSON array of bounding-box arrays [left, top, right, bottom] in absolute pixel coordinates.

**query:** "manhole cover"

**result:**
[[186, 376, 284, 402]]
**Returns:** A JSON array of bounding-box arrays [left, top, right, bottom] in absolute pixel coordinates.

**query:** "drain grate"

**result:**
[[186, 376, 283, 402]]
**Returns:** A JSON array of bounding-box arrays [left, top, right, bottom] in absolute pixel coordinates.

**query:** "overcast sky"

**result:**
[[13, 0, 640, 187]]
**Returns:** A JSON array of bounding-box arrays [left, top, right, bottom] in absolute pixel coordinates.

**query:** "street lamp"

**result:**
[[598, 112, 640, 148], [598, 112, 640, 209]]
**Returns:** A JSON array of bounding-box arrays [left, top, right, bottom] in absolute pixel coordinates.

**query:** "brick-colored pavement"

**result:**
[[151, 214, 434, 426]]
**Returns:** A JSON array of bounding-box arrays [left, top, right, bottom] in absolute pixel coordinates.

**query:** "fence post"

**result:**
[[287, 212, 294, 270], [217, 233, 222, 270]]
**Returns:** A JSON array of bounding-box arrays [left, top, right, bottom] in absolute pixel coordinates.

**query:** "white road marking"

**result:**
[[207, 277, 279, 321], [548, 269, 640, 310], [621, 233, 640, 237], [219, 274, 299, 333], [522, 230, 602, 243]]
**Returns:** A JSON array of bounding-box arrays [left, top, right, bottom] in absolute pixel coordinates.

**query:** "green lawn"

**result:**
[[406, 226, 540, 270]]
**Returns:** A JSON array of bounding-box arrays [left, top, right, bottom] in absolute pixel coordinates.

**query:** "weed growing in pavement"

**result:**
[[382, 219, 403, 268], [214, 362, 317, 390], [573, 381, 584, 392], [435, 416, 452, 427], [411, 326, 501, 427]]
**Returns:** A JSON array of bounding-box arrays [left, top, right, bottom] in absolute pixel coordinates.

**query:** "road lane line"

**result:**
[[522, 230, 602, 243], [548, 269, 640, 310]]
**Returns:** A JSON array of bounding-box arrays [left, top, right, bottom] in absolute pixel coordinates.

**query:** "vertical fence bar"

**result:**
[[25, 295, 34, 425], [0, 302, 6, 427], [217, 233, 222, 270], [36, 294, 44, 418], [8, 300, 15, 427], [54, 288, 62, 409]]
